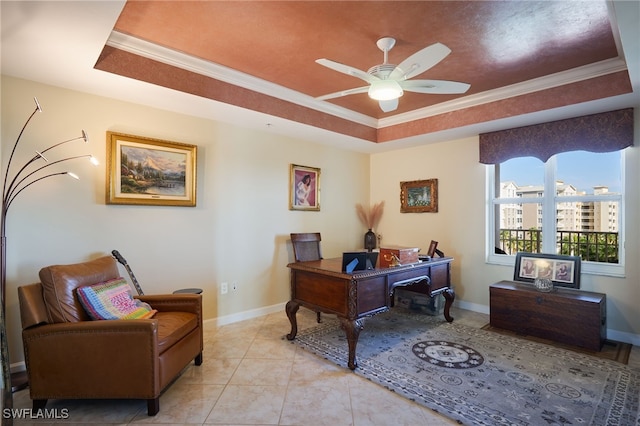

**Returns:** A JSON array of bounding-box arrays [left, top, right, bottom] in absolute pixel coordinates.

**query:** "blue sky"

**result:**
[[500, 151, 622, 194]]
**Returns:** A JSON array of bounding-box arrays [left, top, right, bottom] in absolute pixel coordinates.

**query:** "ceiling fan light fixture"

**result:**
[[368, 80, 403, 101], [316, 39, 466, 111]]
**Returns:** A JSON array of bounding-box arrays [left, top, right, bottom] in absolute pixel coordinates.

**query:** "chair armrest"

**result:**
[[23, 320, 160, 397], [137, 294, 202, 315]]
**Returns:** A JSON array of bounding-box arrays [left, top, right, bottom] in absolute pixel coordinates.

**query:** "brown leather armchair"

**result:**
[[17, 255, 203, 416]]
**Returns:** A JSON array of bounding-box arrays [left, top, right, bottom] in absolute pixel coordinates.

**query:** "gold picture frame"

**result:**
[[289, 164, 320, 211], [106, 132, 197, 206], [400, 179, 438, 213]]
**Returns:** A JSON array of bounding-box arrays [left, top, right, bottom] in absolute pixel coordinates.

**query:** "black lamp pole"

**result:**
[[1, 98, 96, 425]]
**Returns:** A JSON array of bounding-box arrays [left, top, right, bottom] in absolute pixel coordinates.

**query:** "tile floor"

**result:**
[[10, 307, 640, 425]]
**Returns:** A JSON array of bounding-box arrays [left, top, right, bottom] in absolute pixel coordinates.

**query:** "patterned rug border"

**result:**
[[294, 310, 640, 426], [480, 323, 632, 365]]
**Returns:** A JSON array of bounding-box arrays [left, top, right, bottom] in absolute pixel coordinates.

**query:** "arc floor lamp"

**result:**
[[1, 98, 97, 425]]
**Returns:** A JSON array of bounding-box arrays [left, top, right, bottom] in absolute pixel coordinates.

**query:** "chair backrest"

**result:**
[[290, 232, 323, 262], [38, 255, 120, 323]]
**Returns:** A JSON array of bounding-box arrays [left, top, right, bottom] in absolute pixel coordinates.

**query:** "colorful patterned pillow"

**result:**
[[77, 278, 157, 320]]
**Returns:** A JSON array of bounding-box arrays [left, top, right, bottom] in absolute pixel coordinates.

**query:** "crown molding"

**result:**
[[106, 31, 378, 128], [378, 57, 628, 128], [107, 31, 627, 132]]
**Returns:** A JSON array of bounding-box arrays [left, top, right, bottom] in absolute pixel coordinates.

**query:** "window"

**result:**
[[487, 150, 625, 277], [479, 108, 633, 276]]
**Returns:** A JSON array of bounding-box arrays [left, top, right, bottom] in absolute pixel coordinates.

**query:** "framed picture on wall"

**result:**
[[106, 132, 197, 207], [513, 252, 581, 289], [289, 164, 320, 211], [400, 179, 438, 213]]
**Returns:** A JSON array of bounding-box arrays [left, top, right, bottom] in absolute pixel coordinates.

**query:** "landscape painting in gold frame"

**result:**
[[400, 179, 438, 213], [106, 132, 197, 206]]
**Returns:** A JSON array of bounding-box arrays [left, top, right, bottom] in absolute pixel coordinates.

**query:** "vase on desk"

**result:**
[[364, 229, 376, 252]]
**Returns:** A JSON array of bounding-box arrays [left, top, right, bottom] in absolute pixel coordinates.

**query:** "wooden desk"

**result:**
[[286, 257, 454, 369]]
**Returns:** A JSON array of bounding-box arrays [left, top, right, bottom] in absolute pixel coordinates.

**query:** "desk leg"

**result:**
[[285, 300, 300, 340], [443, 288, 455, 322], [339, 317, 364, 370]]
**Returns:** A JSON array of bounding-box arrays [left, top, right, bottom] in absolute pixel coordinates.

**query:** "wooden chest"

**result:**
[[379, 246, 419, 268], [490, 280, 606, 351]]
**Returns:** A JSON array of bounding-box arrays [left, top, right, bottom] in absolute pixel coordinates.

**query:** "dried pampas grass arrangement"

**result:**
[[356, 201, 385, 230]]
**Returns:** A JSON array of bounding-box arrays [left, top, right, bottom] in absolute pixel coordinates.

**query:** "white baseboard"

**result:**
[[607, 329, 640, 347], [10, 362, 26, 374], [456, 300, 490, 315], [203, 302, 286, 328]]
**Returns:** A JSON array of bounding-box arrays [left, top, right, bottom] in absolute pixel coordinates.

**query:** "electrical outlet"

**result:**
[[221, 282, 228, 294]]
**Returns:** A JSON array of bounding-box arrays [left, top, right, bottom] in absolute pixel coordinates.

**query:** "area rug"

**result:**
[[294, 309, 640, 425], [481, 323, 632, 365]]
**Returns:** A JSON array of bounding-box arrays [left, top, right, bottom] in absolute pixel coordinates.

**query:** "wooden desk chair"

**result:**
[[290, 232, 323, 262], [290, 232, 323, 322]]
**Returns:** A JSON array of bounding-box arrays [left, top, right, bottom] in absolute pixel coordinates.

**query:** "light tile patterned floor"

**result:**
[[11, 307, 639, 425]]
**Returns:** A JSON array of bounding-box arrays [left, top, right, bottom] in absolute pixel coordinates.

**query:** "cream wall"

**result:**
[[371, 130, 640, 345], [370, 137, 487, 306], [1, 76, 370, 365]]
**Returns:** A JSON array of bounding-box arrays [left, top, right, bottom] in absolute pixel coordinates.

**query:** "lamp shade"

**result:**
[[368, 80, 403, 101]]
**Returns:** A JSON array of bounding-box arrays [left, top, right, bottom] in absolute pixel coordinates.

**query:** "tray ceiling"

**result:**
[[95, 1, 632, 144]]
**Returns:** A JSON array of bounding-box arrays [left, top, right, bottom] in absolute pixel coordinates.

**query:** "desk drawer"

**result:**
[[390, 263, 450, 296], [389, 268, 430, 287]]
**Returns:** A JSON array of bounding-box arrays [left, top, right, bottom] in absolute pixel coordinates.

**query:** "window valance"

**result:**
[[479, 108, 634, 164]]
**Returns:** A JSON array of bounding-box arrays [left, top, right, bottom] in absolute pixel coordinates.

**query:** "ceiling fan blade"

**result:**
[[315, 59, 379, 84], [316, 86, 370, 101], [379, 98, 399, 113], [400, 79, 470, 94], [389, 43, 451, 81]]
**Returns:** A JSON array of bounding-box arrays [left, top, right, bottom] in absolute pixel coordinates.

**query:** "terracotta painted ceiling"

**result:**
[[95, 1, 632, 145]]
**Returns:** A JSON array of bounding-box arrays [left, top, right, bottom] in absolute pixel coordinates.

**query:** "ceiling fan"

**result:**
[[315, 37, 470, 113]]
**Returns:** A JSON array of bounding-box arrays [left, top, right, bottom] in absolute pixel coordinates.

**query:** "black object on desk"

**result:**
[[341, 251, 378, 272]]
